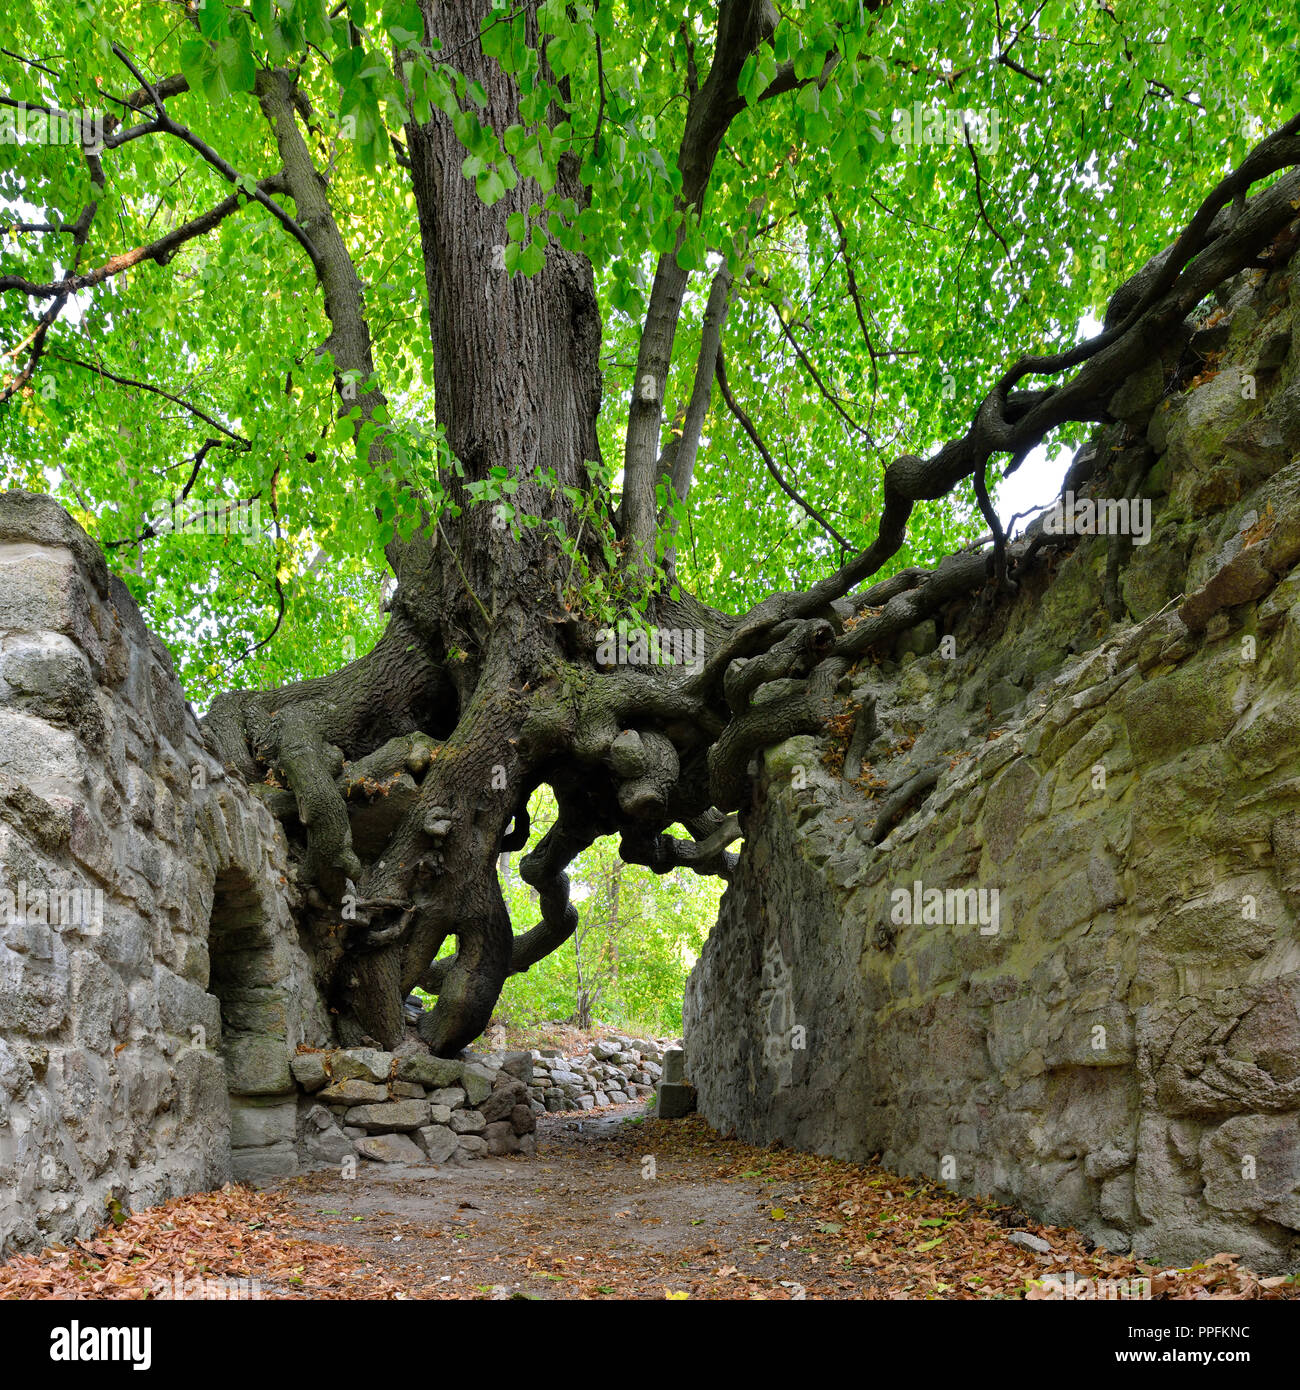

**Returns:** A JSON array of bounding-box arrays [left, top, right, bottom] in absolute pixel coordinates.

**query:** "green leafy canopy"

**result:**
[[0, 0, 1291, 701]]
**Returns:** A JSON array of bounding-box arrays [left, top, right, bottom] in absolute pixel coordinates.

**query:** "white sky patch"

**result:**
[[995, 312, 1104, 537]]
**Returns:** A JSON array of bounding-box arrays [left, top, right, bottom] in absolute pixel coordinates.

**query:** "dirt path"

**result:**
[[4, 1107, 1289, 1301], [268, 1106, 847, 1299], [260, 1106, 1288, 1302]]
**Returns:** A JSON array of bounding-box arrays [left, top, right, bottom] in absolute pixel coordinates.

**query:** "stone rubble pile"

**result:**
[[524, 1033, 675, 1112]]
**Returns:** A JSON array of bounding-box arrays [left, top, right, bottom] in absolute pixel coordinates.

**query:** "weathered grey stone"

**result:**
[[231, 1144, 298, 1182], [456, 1135, 489, 1160], [500, 1051, 533, 1083], [428, 1086, 466, 1110], [290, 1052, 330, 1092], [304, 1126, 357, 1165], [317, 1078, 388, 1105], [655, 1081, 696, 1119], [480, 1078, 527, 1122], [223, 1034, 293, 1097], [354, 1133, 424, 1164], [484, 1120, 521, 1155], [343, 1100, 429, 1133], [331, 1048, 393, 1084], [217, 986, 290, 1037], [415, 1124, 459, 1163], [396, 1054, 464, 1089], [509, 1103, 536, 1135], [229, 1098, 297, 1149], [449, 1109, 486, 1135], [460, 1063, 495, 1106]]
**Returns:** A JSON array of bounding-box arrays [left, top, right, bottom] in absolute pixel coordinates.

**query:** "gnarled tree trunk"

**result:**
[[195, 3, 1300, 1058]]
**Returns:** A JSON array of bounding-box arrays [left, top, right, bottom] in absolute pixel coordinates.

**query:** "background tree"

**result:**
[[1, 0, 1297, 1052], [484, 787, 717, 1033]]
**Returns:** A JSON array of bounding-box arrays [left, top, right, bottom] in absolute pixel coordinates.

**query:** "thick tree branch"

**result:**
[[690, 115, 1300, 691], [619, 0, 779, 560]]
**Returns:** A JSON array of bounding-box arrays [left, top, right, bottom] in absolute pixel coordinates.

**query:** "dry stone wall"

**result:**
[[685, 244, 1300, 1272], [293, 1045, 540, 1164], [0, 493, 679, 1254], [286, 1032, 667, 1170], [0, 493, 330, 1254]]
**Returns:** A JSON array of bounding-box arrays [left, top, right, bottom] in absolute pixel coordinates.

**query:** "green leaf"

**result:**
[[476, 167, 507, 205]]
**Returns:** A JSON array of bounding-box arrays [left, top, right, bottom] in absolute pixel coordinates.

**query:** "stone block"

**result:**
[[229, 1097, 297, 1149], [223, 1034, 292, 1097], [484, 1120, 520, 1155], [460, 1063, 495, 1106], [480, 1079, 526, 1122], [396, 1054, 464, 1089], [305, 1126, 357, 1166], [290, 1052, 330, 1092], [331, 1048, 393, 1084], [354, 1133, 424, 1164], [415, 1124, 459, 1164], [231, 1143, 298, 1182], [343, 1100, 429, 1132], [656, 1081, 697, 1119], [500, 1051, 533, 1082], [317, 1079, 388, 1105]]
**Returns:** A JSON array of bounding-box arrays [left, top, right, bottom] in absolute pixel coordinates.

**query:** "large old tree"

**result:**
[[1, 0, 1297, 1051]]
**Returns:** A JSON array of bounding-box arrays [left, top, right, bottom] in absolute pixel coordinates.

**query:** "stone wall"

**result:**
[[0, 493, 330, 1255], [0, 494, 678, 1251], [293, 1045, 540, 1164], [288, 1032, 667, 1169], [685, 243, 1300, 1271], [527, 1033, 666, 1111]]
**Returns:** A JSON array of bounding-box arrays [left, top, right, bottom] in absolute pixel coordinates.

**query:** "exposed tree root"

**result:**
[[196, 112, 1300, 1058]]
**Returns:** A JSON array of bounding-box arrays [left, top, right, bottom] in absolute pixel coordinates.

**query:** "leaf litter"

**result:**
[[3, 1112, 1297, 1301]]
